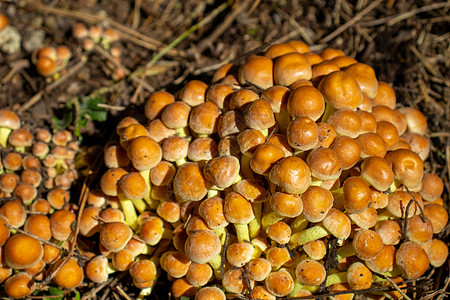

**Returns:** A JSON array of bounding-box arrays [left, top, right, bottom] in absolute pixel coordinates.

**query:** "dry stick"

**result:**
[[319, 0, 383, 43], [409, 45, 449, 87], [382, 274, 412, 300], [131, 0, 141, 30], [363, 1, 450, 27], [22, 1, 184, 57], [195, 0, 253, 54], [2, 59, 30, 84], [81, 277, 115, 300], [274, 7, 314, 45], [130, 1, 230, 78], [18, 56, 87, 114]]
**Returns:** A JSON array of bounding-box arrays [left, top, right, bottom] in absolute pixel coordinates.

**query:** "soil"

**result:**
[[0, 0, 448, 299]]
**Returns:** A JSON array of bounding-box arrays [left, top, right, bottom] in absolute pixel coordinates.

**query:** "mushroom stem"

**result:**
[[290, 225, 329, 246], [261, 211, 284, 229], [0, 128, 12, 148], [290, 215, 309, 234], [118, 195, 138, 231], [377, 210, 397, 221], [208, 254, 222, 279], [240, 155, 254, 179], [320, 103, 337, 123], [249, 202, 262, 238], [336, 243, 355, 261], [235, 223, 250, 243]]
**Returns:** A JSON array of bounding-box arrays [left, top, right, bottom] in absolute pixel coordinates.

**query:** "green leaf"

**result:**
[[43, 287, 64, 300], [74, 291, 81, 300]]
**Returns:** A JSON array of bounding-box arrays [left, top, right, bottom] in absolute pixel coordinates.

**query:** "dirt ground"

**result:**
[[0, 0, 448, 299]]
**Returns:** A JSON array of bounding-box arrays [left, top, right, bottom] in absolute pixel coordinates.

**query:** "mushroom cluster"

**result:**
[[0, 109, 82, 298], [35, 45, 72, 79], [80, 41, 448, 299]]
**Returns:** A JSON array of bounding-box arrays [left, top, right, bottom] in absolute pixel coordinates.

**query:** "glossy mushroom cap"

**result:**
[[50, 209, 76, 241], [145, 90, 175, 120], [322, 208, 352, 240], [85, 255, 109, 283], [427, 239, 449, 268], [406, 215, 433, 245], [331, 135, 361, 170], [353, 229, 384, 260], [356, 132, 387, 158], [226, 242, 254, 267], [0, 109, 21, 131], [250, 143, 285, 175], [396, 241, 429, 279], [198, 197, 228, 230], [274, 52, 312, 86], [287, 116, 319, 151], [287, 85, 325, 121], [174, 162, 209, 201], [185, 230, 221, 264], [244, 99, 276, 130], [307, 147, 342, 181], [269, 156, 311, 194], [343, 63, 378, 98], [295, 259, 326, 286], [179, 80, 208, 107], [238, 55, 274, 90], [4, 234, 43, 269], [347, 262, 373, 290], [100, 222, 133, 251], [399, 107, 427, 135], [4, 272, 35, 298], [265, 269, 294, 297], [194, 287, 226, 300], [224, 192, 255, 224], [373, 81, 396, 109], [327, 108, 362, 138], [318, 70, 363, 109], [423, 203, 448, 234], [161, 101, 191, 129], [420, 173, 444, 201], [360, 156, 394, 192], [385, 149, 423, 189], [301, 186, 333, 222], [343, 176, 371, 214], [127, 136, 162, 171], [186, 262, 213, 287], [161, 251, 191, 278], [204, 155, 240, 189]]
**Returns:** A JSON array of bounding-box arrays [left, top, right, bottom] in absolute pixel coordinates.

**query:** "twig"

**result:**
[[131, 0, 141, 30], [130, 1, 230, 78], [96, 103, 126, 111], [2, 59, 30, 84], [18, 56, 88, 114], [93, 45, 130, 75], [196, 0, 251, 54], [382, 274, 412, 300], [319, 0, 383, 43], [113, 285, 133, 300], [81, 277, 115, 300], [21, 1, 185, 57]]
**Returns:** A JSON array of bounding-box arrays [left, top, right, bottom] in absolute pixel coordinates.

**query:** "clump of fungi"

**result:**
[[0, 41, 447, 299]]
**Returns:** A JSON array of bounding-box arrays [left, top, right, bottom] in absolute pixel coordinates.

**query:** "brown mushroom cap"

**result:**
[[161, 101, 191, 129], [206, 83, 234, 110], [303, 239, 327, 260], [427, 239, 449, 268], [348, 206, 378, 230], [347, 262, 373, 290], [50, 209, 76, 241], [396, 241, 429, 279], [265, 43, 297, 59], [301, 186, 333, 222], [198, 197, 228, 230], [100, 167, 129, 196], [343, 63, 378, 98], [318, 70, 363, 109], [250, 143, 285, 175], [269, 156, 311, 194], [266, 221, 291, 245], [286, 116, 319, 151], [356, 132, 387, 158], [173, 162, 209, 201], [420, 173, 444, 201], [316, 122, 337, 149], [244, 99, 276, 131], [145, 90, 175, 120], [161, 251, 191, 278], [245, 258, 272, 282], [406, 215, 433, 245], [343, 176, 371, 214], [4, 272, 35, 298], [307, 147, 342, 181], [238, 55, 274, 90], [287, 85, 325, 121], [360, 156, 394, 192], [179, 80, 208, 107], [189, 101, 221, 135], [322, 208, 352, 240], [4, 234, 43, 269], [331, 135, 361, 170], [327, 108, 362, 138], [100, 222, 133, 251], [224, 192, 255, 224], [386, 191, 423, 218], [130, 259, 157, 283], [146, 119, 176, 143], [226, 242, 254, 267], [186, 262, 213, 287], [274, 52, 312, 86], [195, 286, 225, 300], [265, 269, 294, 297], [0, 109, 21, 131], [203, 155, 240, 189], [85, 255, 109, 283], [353, 229, 384, 260], [398, 107, 427, 135], [311, 60, 340, 86], [295, 259, 326, 286], [385, 149, 423, 189], [24, 214, 51, 241], [373, 81, 396, 109], [187, 137, 218, 162], [185, 230, 221, 264], [127, 136, 162, 171], [423, 203, 448, 234]]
